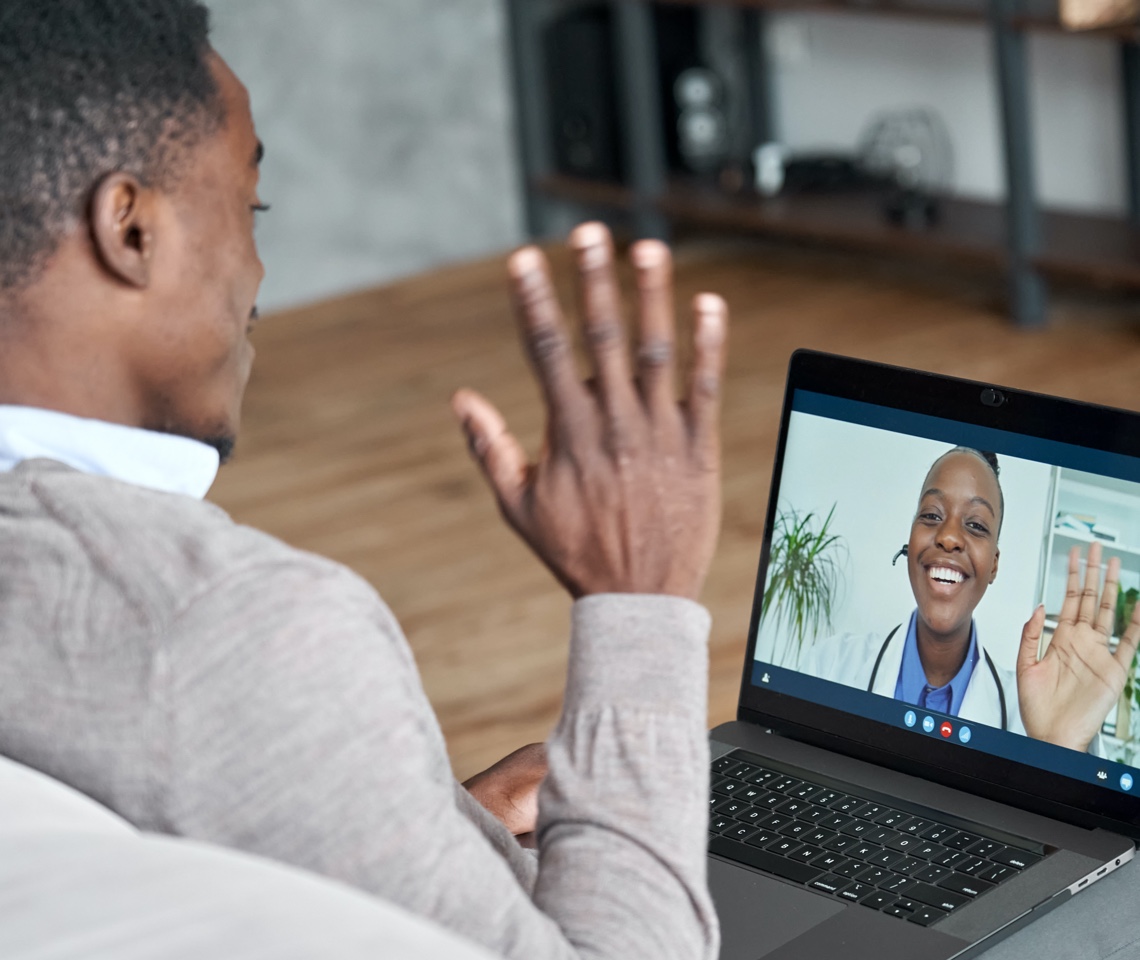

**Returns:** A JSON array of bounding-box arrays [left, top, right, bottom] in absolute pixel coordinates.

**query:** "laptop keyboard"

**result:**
[[709, 750, 1047, 927]]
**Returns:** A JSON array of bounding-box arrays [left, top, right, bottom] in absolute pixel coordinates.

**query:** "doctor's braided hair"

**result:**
[[0, 0, 222, 292]]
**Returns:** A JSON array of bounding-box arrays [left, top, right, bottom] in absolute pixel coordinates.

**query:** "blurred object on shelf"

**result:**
[[858, 108, 954, 229], [674, 67, 730, 173], [1060, 0, 1139, 30]]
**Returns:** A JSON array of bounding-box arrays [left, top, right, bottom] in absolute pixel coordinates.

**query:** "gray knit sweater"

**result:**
[[0, 459, 718, 959]]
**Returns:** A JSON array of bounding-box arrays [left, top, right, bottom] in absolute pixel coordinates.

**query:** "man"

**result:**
[[0, 3, 729, 958]]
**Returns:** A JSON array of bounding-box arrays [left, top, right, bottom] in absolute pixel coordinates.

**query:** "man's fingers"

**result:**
[[1076, 542, 1103, 625], [630, 239, 676, 414], [1017, 603, 1046, 678], [569, 223, 638, 418], [507, 246, 589, 433], [451, 388, 529, 519], [1095, 555, 1122, 639], [685, 293, 729, 462]]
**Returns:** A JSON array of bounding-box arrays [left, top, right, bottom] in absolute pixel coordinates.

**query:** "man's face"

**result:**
[[134, 53, 265, 459]]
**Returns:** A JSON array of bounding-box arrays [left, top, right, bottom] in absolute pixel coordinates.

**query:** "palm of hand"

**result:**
[[1017, 544, 1140, 752]]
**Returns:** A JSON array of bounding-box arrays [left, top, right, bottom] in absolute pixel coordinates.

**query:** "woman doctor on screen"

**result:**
[[798, 446, 1140, 753]]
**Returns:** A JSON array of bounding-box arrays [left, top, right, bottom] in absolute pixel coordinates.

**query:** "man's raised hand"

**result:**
[[451, 222, 728, 601]]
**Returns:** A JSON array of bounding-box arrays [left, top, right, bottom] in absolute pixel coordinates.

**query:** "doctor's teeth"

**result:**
[[929, 566, 965, 583]]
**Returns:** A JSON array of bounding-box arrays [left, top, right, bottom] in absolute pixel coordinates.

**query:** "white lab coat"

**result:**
[[798, 620, 1026, 736]]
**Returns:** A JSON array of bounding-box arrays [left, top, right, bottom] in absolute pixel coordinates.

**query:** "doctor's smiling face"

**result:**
[[907, 450, 1002, 646]]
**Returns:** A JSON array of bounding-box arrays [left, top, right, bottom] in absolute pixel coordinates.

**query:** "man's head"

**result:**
[[0, 1, 266, 461]]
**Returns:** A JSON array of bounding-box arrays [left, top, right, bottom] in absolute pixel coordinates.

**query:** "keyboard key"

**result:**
[[711, 777, 749, 797], [810, 852, 849, 872], [860, 890, 896, 910], [820, 814, 855, 832], [810, 874, 849, 895], [939, 873, 994, 898], [840, 819, 876, 838], [853, 866, 891, 886], [965, 839, 1002, 859], [856, 803, 888, 820], [757, 813, 791, 831], [847, 842, 882, 861], [723, 823, 762, 842], [774, 798, 811, 817], [831, 796, 869, 815], [873, 810, 910, 828], [862, 827, 897, 845], [914, 864, 950, 884], [943, 831, 982, 850], [865, 849, 905, 868], [735, 807, 770, 826], [766, 838, 805, 857], [956, 856, 988, 876], [822, 835, 859, 853], [837, 881, 874, 903], [990, 848, 1041, 871], [893, 898, 921, 912], [712, 756, 742, 775], [727, 762, 760, 779], [778, 820, 815, 839], [886, 835, 923, 854], [743, 768, 779, 786], [976, 863, 1014, 884], [802, 828, 836, 847], [710, 815, 735, 834], [743, 829, 780, 848], [934, 850, 968, 869], [918, 823, 957, 843], [834, 860, 870, 879], [790, 844, 826, 863], [770, 776, 804, 794], [755, 793, 786, 810], [908, 905, 948, 926], [800, 806, 835, 824], [909, 882, 968, 913], [883, 904, 913, 919], [911, 841, 945, 861], [879, 875, 919, 895], [898, 817, 934, 835], [803, 788, 842, 805], [708, 836, 824, 884], [737, 785, 767, 804], [892, 857, 927, 877], [713, 798, 749, 817], [788, 783, 825, 801]]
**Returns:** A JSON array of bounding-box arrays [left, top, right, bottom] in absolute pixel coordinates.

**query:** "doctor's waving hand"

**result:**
[[1017, 541, 1140, 754]]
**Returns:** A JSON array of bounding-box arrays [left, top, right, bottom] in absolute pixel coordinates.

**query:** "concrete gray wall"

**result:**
[[207, 0, 524, 312], [207, 2, 1125, 311], [768, 13, 1124, 214]]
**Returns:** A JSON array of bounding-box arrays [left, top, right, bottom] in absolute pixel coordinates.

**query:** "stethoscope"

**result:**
[[871, 545, 1009, 731]]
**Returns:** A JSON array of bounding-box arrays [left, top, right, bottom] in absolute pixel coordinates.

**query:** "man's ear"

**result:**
[[990, 547, 1000, 585], [89, 172, 157, 289]]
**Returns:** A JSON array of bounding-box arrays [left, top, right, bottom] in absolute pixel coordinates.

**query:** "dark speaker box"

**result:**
[[543, 4, 624, 182]]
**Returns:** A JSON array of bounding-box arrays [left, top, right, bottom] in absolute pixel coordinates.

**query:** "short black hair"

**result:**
[[933, 446, 1005, 537], [0, 0, 222, 290]]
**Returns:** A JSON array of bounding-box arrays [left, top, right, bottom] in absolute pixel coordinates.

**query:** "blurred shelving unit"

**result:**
[[504, 0, 1140, 325]]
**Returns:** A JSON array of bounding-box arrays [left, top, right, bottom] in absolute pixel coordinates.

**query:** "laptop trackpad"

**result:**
[[709, 858, 843, 959]]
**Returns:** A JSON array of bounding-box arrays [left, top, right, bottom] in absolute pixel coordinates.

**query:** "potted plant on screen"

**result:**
[[1115, 586, 1140, 755], [761, 504, 847, 670]]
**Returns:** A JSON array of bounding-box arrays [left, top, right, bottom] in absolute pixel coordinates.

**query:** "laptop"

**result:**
[[709, 350, 1139, 959]]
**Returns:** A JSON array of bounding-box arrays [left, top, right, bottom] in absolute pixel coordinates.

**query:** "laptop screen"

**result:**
[[745, 356, 1140, 827]]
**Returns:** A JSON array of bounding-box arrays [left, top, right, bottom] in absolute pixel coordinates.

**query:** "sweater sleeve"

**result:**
[[162, 559, 718, 960]]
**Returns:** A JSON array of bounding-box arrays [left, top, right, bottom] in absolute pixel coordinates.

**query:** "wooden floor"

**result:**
[[209, 240, 1140, 782]]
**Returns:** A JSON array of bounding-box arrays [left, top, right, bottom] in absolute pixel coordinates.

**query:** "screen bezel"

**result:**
[[738, 349, 1140, 840]]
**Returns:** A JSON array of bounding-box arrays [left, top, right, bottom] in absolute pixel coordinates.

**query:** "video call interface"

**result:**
[[752, 389, 1140, 795]]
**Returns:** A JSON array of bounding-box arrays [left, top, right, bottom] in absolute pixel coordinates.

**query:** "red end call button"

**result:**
[[940, 721, 953, 738]]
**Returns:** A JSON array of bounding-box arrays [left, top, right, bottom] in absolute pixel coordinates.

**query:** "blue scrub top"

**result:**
[[894, 609, 979, 716]]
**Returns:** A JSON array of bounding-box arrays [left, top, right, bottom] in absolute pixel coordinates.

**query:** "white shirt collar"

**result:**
[[0, 406, 220, 499]]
